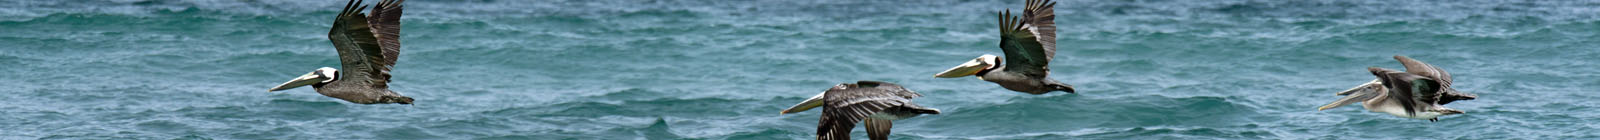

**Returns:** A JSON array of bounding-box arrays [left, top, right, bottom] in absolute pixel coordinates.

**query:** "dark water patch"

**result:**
[[257, 99, 351, 121], [223, 126, 305, 139], [618, 9, 704, 19], [718, 128, 796, 139], [170, 106, 250, 119], [0, 54, 37, 66], [485, 97, 763, 119], [1080, 127, 1274, 139], [415, 117, 518, 137], [637, 118, 682, 139], [374, 126, 446, 140], [409, 46, 558, 69], [0, 110, 68, 130], [25, 85, 168, 107], [923, 95, 1259, 137], [472, 135, 540, 140], [134, 120, 196, 133], [1099, 96, 1261, 126], [213, 51, 341, 78], [174, 134, 213, 140], [599, 23, 735, 38], [586, 88, 666, 102]]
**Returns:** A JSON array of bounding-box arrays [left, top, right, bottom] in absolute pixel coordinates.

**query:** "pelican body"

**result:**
[[935, 0, 1075, 94], [1318, 55, 1478, 121], [781, 81, 941, 140], [268, 0, 413, 104]]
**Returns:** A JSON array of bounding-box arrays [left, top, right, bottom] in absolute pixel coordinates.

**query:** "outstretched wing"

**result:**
[[816, 82, 913, 140], [1370, 67, 1442, 117], [854, 81, 922, 99], [328, 0, 404, 88], [1393, 55, 1450, 86], [996, 0, 1058, 76], [367, 0, 405, 87], [368, 0, 403, 68], [816, 112, 853, 140], [1392, 55, 1476, 104]]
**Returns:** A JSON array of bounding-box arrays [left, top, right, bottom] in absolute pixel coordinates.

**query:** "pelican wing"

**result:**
[[1392, 55, 1476, 104], [1370, 67, 1442, 117], [996, 0, 1057, 76], [864, 118, 892, 140], [1393, 55, 1450, 86], [328, 0, 404, 88], [368, 0, 404, 80], [853, 81, 922, 99], [817, 113, 853, 140], [816, 81, 917, 140]]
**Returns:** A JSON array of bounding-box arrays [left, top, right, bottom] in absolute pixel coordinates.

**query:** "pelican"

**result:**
[[1317, 55, 1478, 121], [267, 0, 413, 104], [934, 0, 1075, 94], [781, 81, 941, 140]]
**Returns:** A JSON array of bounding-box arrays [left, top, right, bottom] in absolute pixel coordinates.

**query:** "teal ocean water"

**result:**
[[3, 0, 1599, 139]]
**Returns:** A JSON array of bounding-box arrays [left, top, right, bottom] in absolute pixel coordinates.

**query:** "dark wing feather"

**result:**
[[1371, 67, 1441, 117], [367, 0, 404, 88], [1392, 55, 1475, 104], [1394, 55, 1450, 86], [855, 81, 921, 99], [996, 0, 1058, 76], [1023, 0, 1056, 63], [816, 82, 913, 140], [817, 110, 854, 140], [864, 118, 892, 140], [329, 0, 403, 89], [328, 0, 384, 88], [368, 0, 403, 69]]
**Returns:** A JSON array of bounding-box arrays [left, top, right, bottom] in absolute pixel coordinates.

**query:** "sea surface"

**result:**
[[3, 0, 1598, 139]]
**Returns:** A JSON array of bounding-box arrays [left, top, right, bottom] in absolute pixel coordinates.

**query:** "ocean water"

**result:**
[[2, 0, 1598, 139]]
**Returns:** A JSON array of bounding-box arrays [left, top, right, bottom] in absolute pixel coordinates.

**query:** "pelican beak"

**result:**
[[1336, 79, 1381, 96], [934, 55, 997, 78], [780, 92, 826, 115], [1319, 80, 1383, 111], [269, 70, 332, 92]]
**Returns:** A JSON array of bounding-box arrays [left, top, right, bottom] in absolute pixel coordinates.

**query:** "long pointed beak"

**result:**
[[934, 59, 990, 78], [780, 92, 826, 115], [1319, 85, 1381, 111], [268, 72, 324, 92], [1336, 79, 1381, 96]]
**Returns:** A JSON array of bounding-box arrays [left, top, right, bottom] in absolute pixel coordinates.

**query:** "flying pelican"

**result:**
[[267, 0, 413, 104], [934, 0, 1075, 94], [1318, 55, 1478, 121], [781, 81, 941, 140]]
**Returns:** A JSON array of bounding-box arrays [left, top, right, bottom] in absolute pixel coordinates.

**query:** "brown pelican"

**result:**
[[934, 0, 1075, 94], [1317, 55, 1478, 121], [780, 81, 941, 140], [267, 0, 413, 104]]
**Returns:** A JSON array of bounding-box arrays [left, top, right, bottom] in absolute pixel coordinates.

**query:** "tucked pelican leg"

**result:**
[[1044, 79, 1075, 94], [381, 95, 415, 104]]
